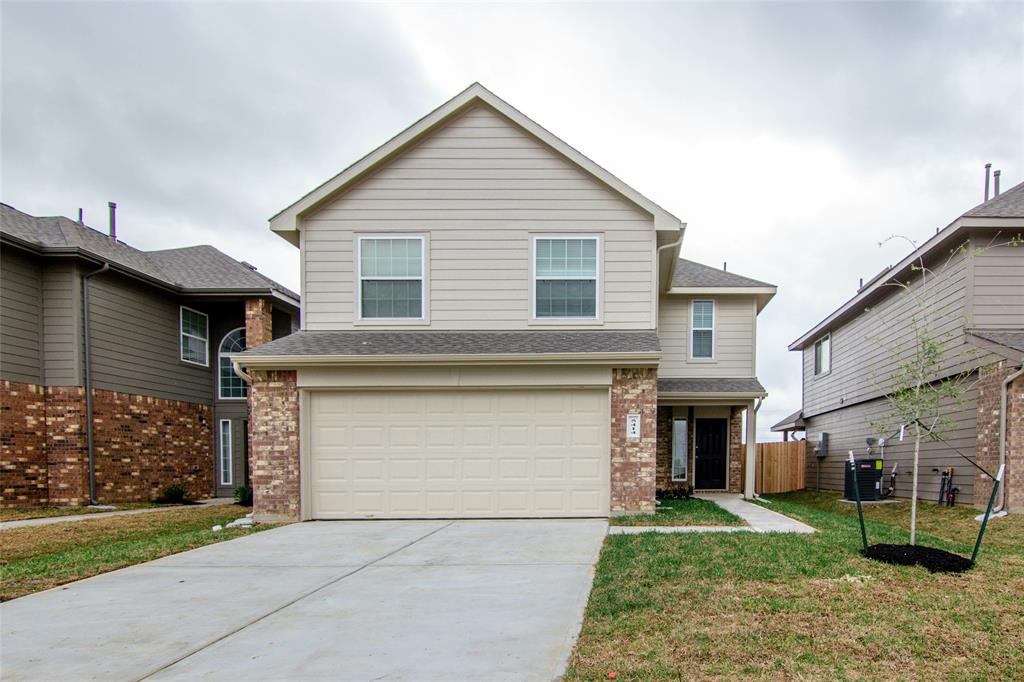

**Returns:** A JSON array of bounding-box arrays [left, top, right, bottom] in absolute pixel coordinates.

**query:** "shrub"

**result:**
[[659, 485, 694, 501], [234, 485, 253, 506], [155, 484, 188, 505]]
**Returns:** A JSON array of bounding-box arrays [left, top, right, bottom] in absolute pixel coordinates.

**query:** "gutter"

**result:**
[[995, 362, 1024, 513], [656, 232, 685, 292], [82, 261, 110, 505]]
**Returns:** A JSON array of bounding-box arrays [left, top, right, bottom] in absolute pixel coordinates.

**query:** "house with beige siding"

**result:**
[[0, 203, 299, 506], [235, 83, 775, 521], [776, 181, 1024, 511]]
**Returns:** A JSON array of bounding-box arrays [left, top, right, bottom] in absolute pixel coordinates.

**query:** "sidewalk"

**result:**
[[608, 493, 815, 535], [0, 498, 235, 531]]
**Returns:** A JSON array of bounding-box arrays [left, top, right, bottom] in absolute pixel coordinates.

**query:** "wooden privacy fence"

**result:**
[[755, 441, 807, 494]]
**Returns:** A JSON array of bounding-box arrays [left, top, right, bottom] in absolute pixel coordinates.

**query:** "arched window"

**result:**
[[218, 328, 247, 399]]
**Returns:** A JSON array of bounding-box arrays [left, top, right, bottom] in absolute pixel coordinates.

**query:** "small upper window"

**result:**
[[180, 306, 209, 366], [691, 300, 714, 359], [814, 335, 831, 375], [359, 237, 424, 319], [219, 328, 247, 399], [534, 237, 599, 318]]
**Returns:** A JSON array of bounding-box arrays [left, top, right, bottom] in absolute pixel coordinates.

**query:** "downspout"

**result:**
[[232, 360, 252, 384], [82, 262, 110, 505], [995, 363, 1024, 514], [656, 232, 685, 290]]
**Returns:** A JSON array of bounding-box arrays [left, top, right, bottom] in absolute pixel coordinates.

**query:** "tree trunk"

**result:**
[[910, 427, 921, 546]]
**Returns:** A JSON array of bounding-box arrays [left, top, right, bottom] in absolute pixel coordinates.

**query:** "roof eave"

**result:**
[[232, 350, 662, 368], [658, 390, 768, 400]]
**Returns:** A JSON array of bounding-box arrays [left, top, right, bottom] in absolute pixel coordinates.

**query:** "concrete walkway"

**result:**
[[0, 498, 235, 531], [1, 519, 607, 681], [608, 494, 815, 535]]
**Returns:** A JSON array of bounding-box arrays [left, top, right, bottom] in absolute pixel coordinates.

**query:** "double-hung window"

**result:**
[[814, 334, 831, 375], [534, 236, 599, 319], [359, 236, 424, 319], [690, 300, 715, 359], [180, 306, 209, 366]]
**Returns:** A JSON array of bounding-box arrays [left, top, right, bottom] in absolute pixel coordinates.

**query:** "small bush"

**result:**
[[234, 485, 253, 506], [659, 485, 694, 500], [155, 484, 188, 505]]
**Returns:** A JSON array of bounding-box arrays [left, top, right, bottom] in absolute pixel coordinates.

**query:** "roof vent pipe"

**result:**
[[723, 262, 727, 272], [994, 170, 1001, 197], [985, 163, 992, 201], [108, 202, 117, 239]]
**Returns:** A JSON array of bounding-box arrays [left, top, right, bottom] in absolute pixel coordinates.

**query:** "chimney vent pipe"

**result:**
[[108, 202, 117, 239], [78, 208, 83, 225], [985, 163, 992, 201], [723, 262, 727, 272], [994, 170, 1001, 197]]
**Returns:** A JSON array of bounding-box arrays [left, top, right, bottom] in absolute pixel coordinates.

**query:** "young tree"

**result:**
[[868, 233, 1021, 545]]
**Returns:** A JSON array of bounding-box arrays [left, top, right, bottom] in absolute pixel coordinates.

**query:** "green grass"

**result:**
[[0, 504, 275, 601], [610, 497, 746, 527], [567, 491, 1024, 680], [0, 502, 162, 522]]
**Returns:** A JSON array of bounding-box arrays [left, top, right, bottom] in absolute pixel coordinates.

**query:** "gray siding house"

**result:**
[[778, 181, 1024, 510], [0, 203, 299, 506]]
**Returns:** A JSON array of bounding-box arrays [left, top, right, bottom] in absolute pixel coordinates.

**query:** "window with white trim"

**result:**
[[358, 236, 424, 319], [180, 306, 209, 366], [814, 334, 831, 375], [672, 418, 688, 481], [219, 419, 232, 486], [690, 300, 714, 359], [218, 328, 247, 399], [534, 237, 598, 318]]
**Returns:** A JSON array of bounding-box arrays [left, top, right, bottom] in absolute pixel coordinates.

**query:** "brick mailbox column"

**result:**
[[249, 370, 300, 522], [610, 367, 658, 513]]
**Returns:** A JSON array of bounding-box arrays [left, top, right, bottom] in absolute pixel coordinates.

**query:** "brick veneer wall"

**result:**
[[250, 370, 300, 521], [1, 381, 212, 507], [654, 405, 744, 495], [610, 367, 657, 513], [245, 298, 273, 348], [1, 381, 48, 506], [976, 361, 1024, 512], [729, 406, 744, 494]]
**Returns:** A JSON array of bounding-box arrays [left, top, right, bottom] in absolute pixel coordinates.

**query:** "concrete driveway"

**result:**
[[1, 519, 606, 681]]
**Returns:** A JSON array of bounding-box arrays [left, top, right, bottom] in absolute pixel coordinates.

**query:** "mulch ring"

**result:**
[[862, 543, 974, 574]]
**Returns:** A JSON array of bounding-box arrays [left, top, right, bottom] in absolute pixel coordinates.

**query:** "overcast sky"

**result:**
[[3, 1, 1021, 437]]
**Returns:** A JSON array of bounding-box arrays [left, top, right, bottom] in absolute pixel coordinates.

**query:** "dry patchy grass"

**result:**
[[611, 498, 746, 527], [0, 502, 162, 522], [567, 491, 1024, 681], [0, 504, 274, 601]]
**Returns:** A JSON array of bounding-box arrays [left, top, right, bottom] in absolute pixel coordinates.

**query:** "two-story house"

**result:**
[[235, 84, 775, 522], [0, 203, 299, 506], [778, 181, 1024, 511]]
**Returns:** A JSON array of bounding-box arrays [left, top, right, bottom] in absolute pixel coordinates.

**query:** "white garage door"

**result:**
[[308, 388, 609, 519]]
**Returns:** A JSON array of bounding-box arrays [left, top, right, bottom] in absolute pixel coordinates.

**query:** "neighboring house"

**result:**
[[775, 181, 1024, 510], [234, 83, 775, 522], [0, 203, 299, 507]]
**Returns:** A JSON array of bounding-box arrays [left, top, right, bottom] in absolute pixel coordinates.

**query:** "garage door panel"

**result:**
[[309, 388, 609, 519]]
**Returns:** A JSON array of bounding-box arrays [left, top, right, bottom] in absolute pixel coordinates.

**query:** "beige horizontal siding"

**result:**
[[42, 260, 80, 386], [970, 237, 1024, 328], [1, 249, 44, 384], [301, 103, 655, 331], [657, 294, 756, 378], [803, 383, 978, 504]]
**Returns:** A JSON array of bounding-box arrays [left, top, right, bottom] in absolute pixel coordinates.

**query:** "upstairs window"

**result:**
[[219, 328, 247, 399], [359, 236, 424, 319], [690, 300, 715, 359], [180, 306, 209, 366], [814, 334, 831, 375], [534, 236, 599, 318]]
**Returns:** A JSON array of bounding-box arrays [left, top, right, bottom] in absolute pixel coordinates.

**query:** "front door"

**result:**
[[694, 418, 728, 489]]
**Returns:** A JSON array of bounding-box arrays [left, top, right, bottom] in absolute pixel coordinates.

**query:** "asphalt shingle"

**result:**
[[969, 328, 1024, 354], [962, 181, 1024, 218], [657, 377, 767, 395], [672, 259, 774, 288]]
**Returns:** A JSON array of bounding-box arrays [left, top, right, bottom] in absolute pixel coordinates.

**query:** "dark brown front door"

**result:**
[[694, 418, 728, 489]]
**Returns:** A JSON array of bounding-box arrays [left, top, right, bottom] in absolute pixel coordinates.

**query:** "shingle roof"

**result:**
[[657, 377, 767, 396], [771, 409, 805, 432], [969, 329, 1024, 354], [672, 259, 774, 288], [238, 330, 661, 358], [962, 181, 1024, 218], [1, 203, 298, 301]]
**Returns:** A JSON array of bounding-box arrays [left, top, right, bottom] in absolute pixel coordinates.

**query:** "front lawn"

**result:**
[[567, 490, 1024, 680], [0, 502, 162, 523], [0, 504, 274, 601], [610, 498, 746, 527]]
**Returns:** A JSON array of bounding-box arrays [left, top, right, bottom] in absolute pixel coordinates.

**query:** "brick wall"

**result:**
[[245, 298, 273, 349], [1, 381, 48, 506], [2, 382, 213, 507], [729, 406, 744, 494], [610, 367, 657, 513], [654, 405, 745, 496], [976, 361, 1024, 512], [249, 370, 300, 521], [91, 389, 212, 503]]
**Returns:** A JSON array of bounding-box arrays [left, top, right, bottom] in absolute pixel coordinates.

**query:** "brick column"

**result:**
[[729, 406, 744, 494], [610, 367, 657, 513], [245, 297, 273, 349], [977, 361, 1024, 511], [250, 370, 300, 522]]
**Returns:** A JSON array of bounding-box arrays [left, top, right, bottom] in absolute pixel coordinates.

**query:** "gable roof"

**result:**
[[962, 181, 1024, 218], [269, 83, 683, 244], [672, 258, 774, 288], [1, 203, 299, 304]]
